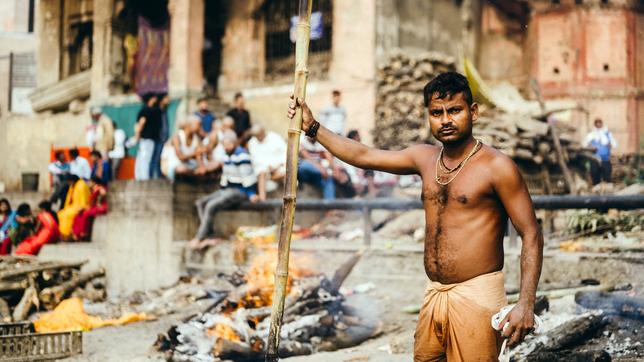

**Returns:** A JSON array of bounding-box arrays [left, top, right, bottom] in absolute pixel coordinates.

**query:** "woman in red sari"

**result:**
[[15, 201, 59, 255], [72, 176, 108, 241]]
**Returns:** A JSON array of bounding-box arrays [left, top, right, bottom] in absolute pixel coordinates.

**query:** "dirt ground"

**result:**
[[57, 225, 644, 361]]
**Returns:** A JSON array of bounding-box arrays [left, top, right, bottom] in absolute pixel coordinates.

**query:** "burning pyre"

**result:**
[[155, 251, 381, 361]]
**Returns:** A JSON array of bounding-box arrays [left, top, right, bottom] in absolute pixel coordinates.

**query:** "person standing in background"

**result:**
[[109, 121, 127, 180], [151, 94, 171, 179], [134, 94, 161, 181], [69, 148, 91, 181], [319, 90, 347, 135], [584, 118, 617, 185], [226, 92, 252, 141], [195, 97, 216, 138], [48, 151, 71, 209], [89, 107, 115, 159]]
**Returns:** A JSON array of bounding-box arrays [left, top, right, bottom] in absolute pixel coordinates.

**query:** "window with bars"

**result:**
[[264, 0, 332, 82]]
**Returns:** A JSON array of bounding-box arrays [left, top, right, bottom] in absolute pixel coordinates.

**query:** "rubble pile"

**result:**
[[0, 256, 105, 322], [473, 115, 594, 169], [155, 252, 381, 361]]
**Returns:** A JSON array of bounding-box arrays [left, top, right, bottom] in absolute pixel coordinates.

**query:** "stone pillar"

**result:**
[[90, 0, 114, 102], [168, 0, 204, 97], [330, 0, 377, 145], [35, 0, 62, 87]]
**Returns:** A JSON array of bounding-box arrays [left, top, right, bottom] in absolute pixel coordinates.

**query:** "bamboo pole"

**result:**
[[265, 1, 313, 361]]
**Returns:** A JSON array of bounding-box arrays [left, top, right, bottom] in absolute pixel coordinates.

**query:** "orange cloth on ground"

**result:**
[[58, 180, 91, 238], [33, 298, 152, 333], [15, 211, 59, 255], [414, 271, 507, 362]]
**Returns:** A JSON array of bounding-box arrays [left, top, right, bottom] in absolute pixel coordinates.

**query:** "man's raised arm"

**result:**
[[288, 98, 420, 175], [492, 154, 544, 347]]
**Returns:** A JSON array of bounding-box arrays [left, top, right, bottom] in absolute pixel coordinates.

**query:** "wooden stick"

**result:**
[[266, 1, 313, 360]]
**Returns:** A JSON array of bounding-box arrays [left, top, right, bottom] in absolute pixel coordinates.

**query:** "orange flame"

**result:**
[[240, 250, 315, 309], [207, 323, 241, 342]]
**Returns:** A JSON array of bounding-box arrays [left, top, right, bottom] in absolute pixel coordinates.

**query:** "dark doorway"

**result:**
[[203, 0, 227, 95]]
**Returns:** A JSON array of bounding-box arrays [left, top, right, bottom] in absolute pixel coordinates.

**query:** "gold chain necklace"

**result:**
[[435, 140, 481, 186]]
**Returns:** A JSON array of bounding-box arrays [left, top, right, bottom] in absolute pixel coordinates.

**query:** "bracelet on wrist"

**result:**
[[305, 120, 320, 138]]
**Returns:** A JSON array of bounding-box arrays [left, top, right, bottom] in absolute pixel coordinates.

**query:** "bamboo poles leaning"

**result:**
[[265, 1, 313, 361]]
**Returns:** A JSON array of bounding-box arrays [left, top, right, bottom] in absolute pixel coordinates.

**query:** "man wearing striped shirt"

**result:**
[[191, 130, 266, 247]]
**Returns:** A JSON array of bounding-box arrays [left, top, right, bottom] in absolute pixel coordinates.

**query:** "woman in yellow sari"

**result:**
[[58, 175, 90, 240]]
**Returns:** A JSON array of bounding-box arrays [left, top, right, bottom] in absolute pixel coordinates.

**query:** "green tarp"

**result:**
[[100, 99, 180, 156]]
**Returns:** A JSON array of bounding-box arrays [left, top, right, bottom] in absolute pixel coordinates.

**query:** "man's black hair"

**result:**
[[90, 175, 104, 186], [347, 129, 360, 140], [423, 72, 473, 107], [38, 200, 52, 212], [90, 150, 101, 158], [55, 151, 66, 161], [332, 89, 341, 96], [16, 203, 31, 217], [197, 96, 208, 103], [67, 174, 80, 183], [234, 92, 243, 100], [69, 148, 79, 158]]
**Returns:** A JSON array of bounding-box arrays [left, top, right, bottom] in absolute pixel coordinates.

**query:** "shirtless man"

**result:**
[[287, 72, 543, 361]]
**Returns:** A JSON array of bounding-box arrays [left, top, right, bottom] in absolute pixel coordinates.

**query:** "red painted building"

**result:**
[[529, 0, 643, 153]]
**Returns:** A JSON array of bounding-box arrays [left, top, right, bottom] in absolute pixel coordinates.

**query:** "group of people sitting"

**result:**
[[46, 148, 111, 244], [0, 174, 107, 256], [183, 91, 395, 248]]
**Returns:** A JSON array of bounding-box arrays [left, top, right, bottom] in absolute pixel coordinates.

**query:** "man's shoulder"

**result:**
[[407, 143, 439, 155]]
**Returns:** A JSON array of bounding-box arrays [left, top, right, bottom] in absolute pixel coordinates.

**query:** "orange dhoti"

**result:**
[[414, 271, 507, 362]]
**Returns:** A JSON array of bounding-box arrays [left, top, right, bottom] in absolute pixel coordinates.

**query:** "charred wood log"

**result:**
[[527, 314, 606, 356], [525, 349, 610, 362], [330, 250, 364, 293], [575, 291, 644, 319]]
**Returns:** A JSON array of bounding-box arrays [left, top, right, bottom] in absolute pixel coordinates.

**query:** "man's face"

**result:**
[[91, 113, 101, 122], [0, 203, 8, 213], [191, 120, 201, 134], [57, 153, 66, 163], [332, 94, 340, 106], [594, 120, 603, 129], [16, 215, 31, 224], [198, 100, 208, 112], [428, 92, 477, 145], [235, 96, 245, 109], [90, 154, 98, 163], [256, 129, 266, 142], [223, 139, 236, 154], [161, 96, 170, 107]]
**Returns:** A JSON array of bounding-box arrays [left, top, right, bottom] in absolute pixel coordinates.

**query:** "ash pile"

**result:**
[[374, 52, 595, 193], [155, 251, 381, 362], [0, 256, 105, 321]]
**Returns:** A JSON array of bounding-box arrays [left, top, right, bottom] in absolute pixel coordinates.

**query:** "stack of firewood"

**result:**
[[0, 256, 105, 321], [374, 51, 457, 149]]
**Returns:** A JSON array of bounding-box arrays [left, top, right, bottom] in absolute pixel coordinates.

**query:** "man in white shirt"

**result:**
[[248, 125, 287, 185], [319, 90, 347, 135], [68, 148, 91, 180], [583, 118, 617, 184]]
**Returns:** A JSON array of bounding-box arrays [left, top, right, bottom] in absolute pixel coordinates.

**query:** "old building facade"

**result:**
[[0, 0, 641, 191]]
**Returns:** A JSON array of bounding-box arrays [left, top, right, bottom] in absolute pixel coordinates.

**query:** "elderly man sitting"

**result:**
[[247, 125, 287, 192], [161, 115, 204, 181], [190, 130, 266, 248]]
